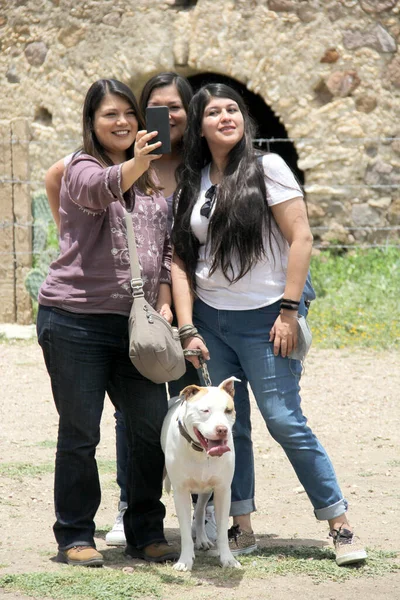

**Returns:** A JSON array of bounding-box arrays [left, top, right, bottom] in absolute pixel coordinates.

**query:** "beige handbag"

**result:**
[[124, 209, 186, 384]]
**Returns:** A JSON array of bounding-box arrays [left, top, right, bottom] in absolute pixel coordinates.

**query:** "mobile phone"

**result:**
[[145, 106, 171, 155]]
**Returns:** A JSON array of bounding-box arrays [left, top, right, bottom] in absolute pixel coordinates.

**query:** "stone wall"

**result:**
[[2, 0, 400, 249], [0, 118, 32, 324]]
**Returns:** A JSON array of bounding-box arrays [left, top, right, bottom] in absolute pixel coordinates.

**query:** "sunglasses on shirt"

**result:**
[[200, 185, 217, 219]]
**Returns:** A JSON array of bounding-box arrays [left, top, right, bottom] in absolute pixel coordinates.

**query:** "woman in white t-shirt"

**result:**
[[171, 83, 366, 566]]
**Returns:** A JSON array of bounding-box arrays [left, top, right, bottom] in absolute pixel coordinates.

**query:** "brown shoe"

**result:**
[[57, 546, 104, 567], [125, 542, 179, 563]]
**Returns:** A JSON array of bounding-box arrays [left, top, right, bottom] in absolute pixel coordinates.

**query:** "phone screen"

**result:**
[[145, 106, 171, 155]]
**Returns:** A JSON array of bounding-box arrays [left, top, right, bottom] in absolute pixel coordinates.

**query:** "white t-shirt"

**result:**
[[190, 153, 303, 310]]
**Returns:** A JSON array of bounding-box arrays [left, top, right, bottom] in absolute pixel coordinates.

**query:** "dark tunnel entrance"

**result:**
[[188, 72, 304, 185]]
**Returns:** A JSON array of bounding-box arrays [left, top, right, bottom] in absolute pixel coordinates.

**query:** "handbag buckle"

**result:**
[[130, 277, 144, 298]]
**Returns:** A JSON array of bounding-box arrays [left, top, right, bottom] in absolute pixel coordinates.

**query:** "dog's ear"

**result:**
[[180, 384, 203, 401], [218, 376, 241, 398]]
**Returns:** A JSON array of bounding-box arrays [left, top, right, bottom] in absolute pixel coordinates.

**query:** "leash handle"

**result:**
[[183, 349, 212, 387]]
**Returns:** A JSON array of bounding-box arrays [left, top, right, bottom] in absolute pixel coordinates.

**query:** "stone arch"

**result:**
[[188, 72, 304, 184]]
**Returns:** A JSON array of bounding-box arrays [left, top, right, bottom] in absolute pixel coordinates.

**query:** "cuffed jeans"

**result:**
[[193, 298, 348, 521], [37, 305, 168, 550]]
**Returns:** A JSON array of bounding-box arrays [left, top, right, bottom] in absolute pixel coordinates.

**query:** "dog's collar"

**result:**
[[178, 420, 204, 453]]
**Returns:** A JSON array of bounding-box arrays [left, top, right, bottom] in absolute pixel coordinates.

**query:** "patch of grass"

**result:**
[[97, 459, 118, 475], [0, 462, 54, 479], [36, 440, 57, 449], [388, 460, 400, 467], [0, 548, 398, 598], [309, 247, 400, 350], [0, 459, 115, 480], [0, 566, 193, 600], [237, 546, 400, 583]]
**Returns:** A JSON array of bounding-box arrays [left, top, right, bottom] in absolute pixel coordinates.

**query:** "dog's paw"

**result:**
[[173, 560, 193, 572], [195, 536, 214, 551], [220, 556, 242, 569]]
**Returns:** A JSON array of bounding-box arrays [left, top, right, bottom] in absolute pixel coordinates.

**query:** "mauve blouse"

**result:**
[[39, 154, 171, 316]]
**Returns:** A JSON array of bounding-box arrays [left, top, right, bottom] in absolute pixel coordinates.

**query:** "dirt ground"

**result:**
[[0, 340, 399, 600]]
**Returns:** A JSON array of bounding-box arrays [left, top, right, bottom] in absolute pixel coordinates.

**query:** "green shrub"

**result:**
[[24, 190, 59, 309], [309, 247, 400, 349]]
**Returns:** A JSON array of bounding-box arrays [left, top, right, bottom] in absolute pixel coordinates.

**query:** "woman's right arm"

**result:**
[[45, 158, 65, 230], [120, 130, 161, 192], [66, 131, 161, 211], [171, 252, 209, 368]]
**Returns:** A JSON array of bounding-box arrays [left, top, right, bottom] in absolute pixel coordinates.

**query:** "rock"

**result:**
[[297, 6, 316, 22], [58, 26, 86, 48], [307, 202, 326, 220], [6, 65, 20, 83], [392, 139, 400, 154], [355, 94, 378, 113], [320, 48, 340, 63], [24, 41, 48, 66], [365, 160, 400, 187], [322, 223, 349, 244], [325, 70, 361, 96], [360, 0, 398, 13], [385, 54, 400, 88], [267, 0, 297, 12], [298, 156, 325, 170], [343, 24, 396, 52], [352, 203, 381, 226], [387, 197, 400, 223], [313, 79, 334, 104], [368, 196, 392, 208], [328, 201, 346, 217], [102, 12, 122, 27], [327, 3, 348, 21], [122, 566, 134, 574], [364, 143, 378, 157]]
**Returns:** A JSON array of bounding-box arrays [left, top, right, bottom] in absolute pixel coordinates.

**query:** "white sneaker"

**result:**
[[105, 502, 127, 546], [191, 505, 218, 543]]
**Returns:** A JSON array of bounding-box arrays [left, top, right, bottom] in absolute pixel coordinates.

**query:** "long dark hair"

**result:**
[[172, 83, 275, 290], [81, 78, 158, 195]]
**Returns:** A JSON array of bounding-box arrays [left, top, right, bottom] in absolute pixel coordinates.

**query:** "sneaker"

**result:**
[[228, 524, 257, 556], [125, 542, 179, 563], [330, 527, 367, 566], [57, 546, 104, 567], [191, 505, 218, 543], [105, 502, 127, 546]]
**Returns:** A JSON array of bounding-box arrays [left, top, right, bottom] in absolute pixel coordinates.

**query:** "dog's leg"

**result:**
[[213, 486, 241, 569], [194, 492, 213, 550], [173, 488, 195, 572]]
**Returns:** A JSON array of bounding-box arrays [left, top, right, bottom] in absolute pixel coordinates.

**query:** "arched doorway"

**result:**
[[188, 72, 304, 184]]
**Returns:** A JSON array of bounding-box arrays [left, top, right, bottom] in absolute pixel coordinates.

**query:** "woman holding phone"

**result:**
[[37, 78, 179, 566]]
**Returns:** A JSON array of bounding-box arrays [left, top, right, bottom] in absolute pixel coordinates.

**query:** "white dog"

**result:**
[[161, 377, 241, 572]]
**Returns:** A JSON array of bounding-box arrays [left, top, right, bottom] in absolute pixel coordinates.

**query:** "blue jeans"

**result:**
[[193, 298, 347, 521], [37, 305, 168, 550]]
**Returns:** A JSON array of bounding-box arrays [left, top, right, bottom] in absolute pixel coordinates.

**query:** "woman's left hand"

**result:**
[[269, 312, 299, 358], [156, 303, 173, 324]]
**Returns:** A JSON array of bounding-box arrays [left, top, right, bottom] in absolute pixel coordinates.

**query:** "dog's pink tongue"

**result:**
[[207, 443, 230, 457]]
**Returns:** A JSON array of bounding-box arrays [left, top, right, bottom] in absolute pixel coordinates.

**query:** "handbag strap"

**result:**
[[123, 208, 144, 298]]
